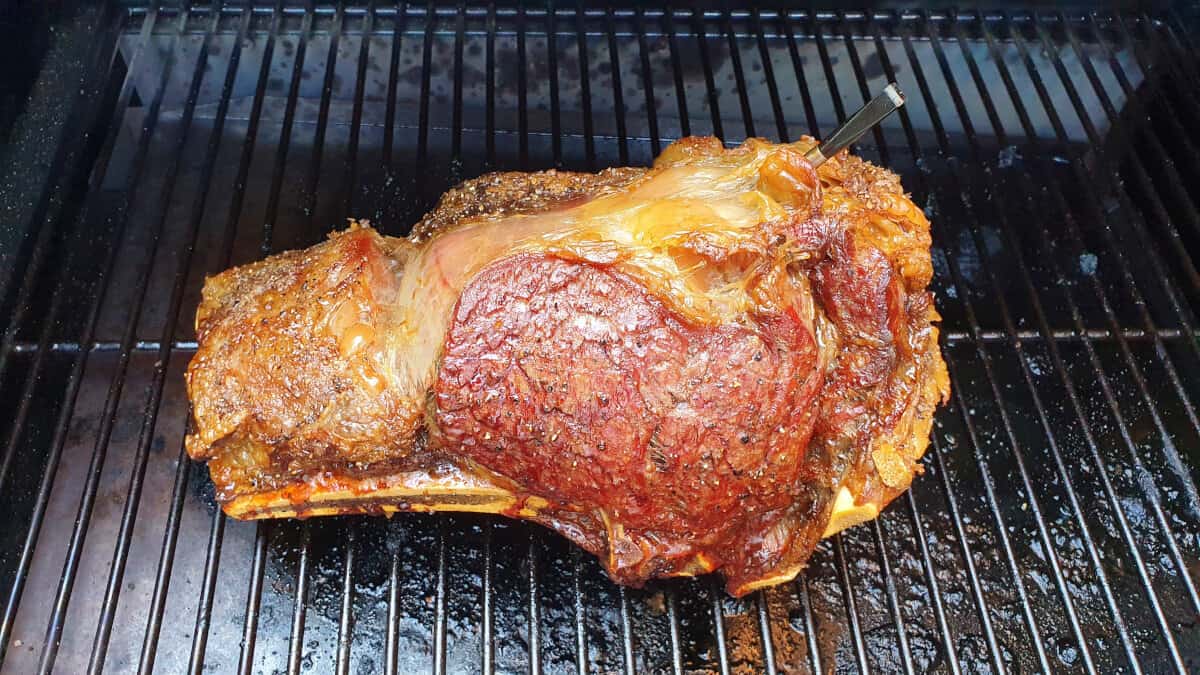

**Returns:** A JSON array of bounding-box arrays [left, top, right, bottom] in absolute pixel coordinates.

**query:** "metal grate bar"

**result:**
[[32, 8, 192, 671], [751, 9, 788, 142], [973, 16, 1200, 611], [452, 2, 466, 163], [707, 579, 731, 675], [385, 545, 403, 675], [891, 14, 1152, 671], [901, 490, 961, 675], [381, 1, 406, 171], [480, 522, 495, 674], [0, 4, 129, 664], [416, 2, 435, 167], [237, 525, 268, 675], [927, 431, 1006, 672], [0, 4, 126, 504], [691, 8, 722, 141], [528, 535, 542, 673], [616, 587, 635, 675], [187, 505, 225, 675], [286, 525, 313, 674], [867, 517, 916, 674], [603, 7, 628, 166], [663, 9, 690, 139], [433, 520, 448, 675], [931, 13, 1198, 666], [571, 549, 587, 675], [868, 15, 1150, 673], [515, 3, 529, 168], [574, 2, 594, 169], [483, 2, 495, 168], [303, 3, 344, 242], [1116, 15, 1200, 192], [137, 6, 253, 671], [793, 572, 821, 673], [336, 525, 357, 675], [754, 592, 778, 674], [1062, 15, 1200, 293], [259, 4, 313, 256], [666, 589, 683, 675], [720, 11, 754, 140], [634, 8, 661, 158], [87, 6, 227, 670], [831, 534, 871, 673], [341, 0, 374, 217]]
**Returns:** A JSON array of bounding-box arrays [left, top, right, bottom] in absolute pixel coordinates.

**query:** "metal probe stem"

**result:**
[[805, 83, 905, 167]]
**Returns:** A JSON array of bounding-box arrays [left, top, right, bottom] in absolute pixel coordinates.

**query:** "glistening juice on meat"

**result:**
[[184, 137, 949, 596]]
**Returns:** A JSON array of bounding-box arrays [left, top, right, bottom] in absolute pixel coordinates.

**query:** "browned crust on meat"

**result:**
[[409, 167, 647, 242]]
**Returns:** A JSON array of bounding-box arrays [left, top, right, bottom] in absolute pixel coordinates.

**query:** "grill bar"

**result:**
[[831, 534, 871, 672], [33, 7, 186, 670], [1068, 16, 1200, 292], [927, 432, 1006, 672], [136, 5, 253, 671], [186, 505, 224, 675], [0, 7, 125, 501], [0, 4, 128, 662], [336, 524, 357, 675], [87, 7, 226, 670], [1123, 19, 1200, 193], [893, 14, 1152, 671], [872, 16, 1135, 673], [286, 524, 312, 675], [960, 10, 1195, 658], [1, 5, 1199, 673], [940, 12, 1198, 668], [237, 525, 268, 675], [975, 16, 1200, 613], [897, 23, 1011, 671]]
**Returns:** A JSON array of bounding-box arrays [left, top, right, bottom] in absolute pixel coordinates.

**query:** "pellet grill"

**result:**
[[1, 1, 1200, 672]]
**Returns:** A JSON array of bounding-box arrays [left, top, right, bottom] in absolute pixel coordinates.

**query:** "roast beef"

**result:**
[[185, 137, 948, 595]]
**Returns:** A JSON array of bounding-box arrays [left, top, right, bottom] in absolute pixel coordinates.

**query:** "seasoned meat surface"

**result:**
[[185, 137, 948, 595]]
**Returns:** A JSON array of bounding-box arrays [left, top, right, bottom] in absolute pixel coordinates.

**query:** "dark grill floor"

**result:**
[[1, 3, 1200, 673]]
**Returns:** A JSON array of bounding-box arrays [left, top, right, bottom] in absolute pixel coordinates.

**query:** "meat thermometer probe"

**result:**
[[805, 83, 905, 167]]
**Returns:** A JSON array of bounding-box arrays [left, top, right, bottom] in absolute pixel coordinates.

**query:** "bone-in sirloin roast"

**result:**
[[185, 137, 948, 596]]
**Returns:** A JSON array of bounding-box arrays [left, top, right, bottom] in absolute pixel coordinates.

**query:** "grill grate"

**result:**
[[1, 3, 1200, 673]]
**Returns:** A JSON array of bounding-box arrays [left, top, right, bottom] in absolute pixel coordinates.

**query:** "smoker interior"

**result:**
[[2, 2, 1200, 673]]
